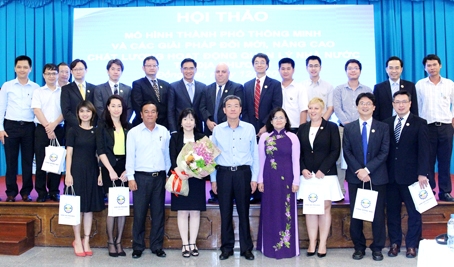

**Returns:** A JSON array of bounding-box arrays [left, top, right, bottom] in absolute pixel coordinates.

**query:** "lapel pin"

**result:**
[[120, 90, 123, 93], [264, 85, 268, 89], [372, 129, 375, 133], [320, 126, 324, 130], [406, 123, 410, 126], [87, 90, 90, 93], [401, 85, 404, 88], [160, 86, 162, 88], [224, 90, 228, 93]]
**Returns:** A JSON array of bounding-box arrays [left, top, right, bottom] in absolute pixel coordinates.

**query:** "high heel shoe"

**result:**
[[306, 251, 316, 257], [107, 242, 118, 257], [115, 241, 126, 257], [72, 241, 86, 257], [182, 244, 190, 258], [83, 235, 93, 256], [189, 244, 199, 257], [317, 252, 327, 258]]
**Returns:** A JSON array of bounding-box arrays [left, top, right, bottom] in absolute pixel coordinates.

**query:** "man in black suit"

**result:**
[[94, 59, 132, 122], [168, 58, 206, 133], [61, 59, 96, 130], [242, 53, 282, 136], [343, 92, 389, 261], [201, 62, 244, 135], [373, 56, 418, 121], [384, 90, 429, 259], [131, 56, 170, 127]]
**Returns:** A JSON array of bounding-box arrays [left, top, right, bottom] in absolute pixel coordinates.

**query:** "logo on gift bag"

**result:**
[[117, 195, 126, 205], [49, 153, 58, 162], [419, 190, 428, 200], [308, 193, 318, 203], [361, 198, 371, 208], [64, 204, 73, 213]]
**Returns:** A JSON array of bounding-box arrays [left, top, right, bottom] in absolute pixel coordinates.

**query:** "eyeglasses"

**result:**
[[254, 61, 267, 66], [308, 64, 320, 68], [182, 67, 195, 71], [72, 68, 85, 72], [393, 100, 410, 105], [44, 72, 58, 76], [272, 116, 286, 121], [347, 67, 360, 71], [358, 102, 373, 106], [144, 64, 158, 68]]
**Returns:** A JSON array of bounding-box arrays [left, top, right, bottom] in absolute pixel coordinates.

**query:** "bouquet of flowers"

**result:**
[[177, 136, 221, 179]]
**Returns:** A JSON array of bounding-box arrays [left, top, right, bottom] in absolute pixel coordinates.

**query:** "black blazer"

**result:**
[[200, 80, 244, 135], [242, 76, 282, 133], [297, 119, 340, 175], [96, 122, 129, 168], [169, 131, 206, 175], [167, 79, 206, 133], [61, 81, 96, 129], [384, 113, 429, 185], [131, 77, 170, 128], [373, 79, 418, 121], [93, 82, 132, 122], [343, 119, 389, 185]]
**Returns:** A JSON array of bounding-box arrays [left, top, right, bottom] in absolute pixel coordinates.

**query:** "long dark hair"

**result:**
[[103, 95, 128, 130], [178, 108, 200, 132], [265, 107, 291, 133]]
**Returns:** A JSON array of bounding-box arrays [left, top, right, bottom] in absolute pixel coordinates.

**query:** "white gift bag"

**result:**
[[352, 182, 378, 222], [408, 182, 437, 213], [301, 182, 325, 215], [108, 182, 130, 217], [58, 186, 80, 225], [42, 139, 66, 174]]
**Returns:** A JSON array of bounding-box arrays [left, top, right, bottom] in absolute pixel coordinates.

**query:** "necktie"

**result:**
[[151, 80, 160, 102], [188, 83, 194, 103], [395, 117, 403, 143], [78, 83, 85, 100], [254, 79, 260, 119], [214, 85, 223, 124], [362, 121, 368, 165], [113, 84, 118, 95]]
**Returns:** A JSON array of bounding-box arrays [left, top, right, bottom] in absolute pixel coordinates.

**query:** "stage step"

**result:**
[[0, 218, 35, 255]]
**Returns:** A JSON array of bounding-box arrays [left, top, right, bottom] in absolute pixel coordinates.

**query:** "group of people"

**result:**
[[0, 52, 453, 261]]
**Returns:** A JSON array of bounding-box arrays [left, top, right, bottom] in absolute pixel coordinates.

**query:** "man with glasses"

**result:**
[[32, 63, 65, 202], [131, 56, 170, 127]]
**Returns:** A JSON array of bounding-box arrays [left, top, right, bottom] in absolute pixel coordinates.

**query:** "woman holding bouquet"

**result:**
[[169, 108, 207, 258], [257, 107, 300, 259]]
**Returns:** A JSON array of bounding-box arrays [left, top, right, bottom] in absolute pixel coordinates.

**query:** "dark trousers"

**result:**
[[3, 119, 35, 197], [132, 171, 165, 251], [348, 182, 387, 252], [386, 182, 421, 248], [427, 123, 453, 194], [34, 124, 65, 197], [217, 168, 253, 254]]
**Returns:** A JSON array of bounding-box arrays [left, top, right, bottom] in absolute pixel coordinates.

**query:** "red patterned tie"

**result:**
[[254, 79, 260, 119]]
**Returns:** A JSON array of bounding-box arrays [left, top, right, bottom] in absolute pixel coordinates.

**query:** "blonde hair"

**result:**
[[308, 97, 325, 110]]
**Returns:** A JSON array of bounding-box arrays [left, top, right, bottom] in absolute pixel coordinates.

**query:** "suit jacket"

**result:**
[[61, 81, 96, 130], [169, 131, 206, 174], [384, 113, 429, 184], [200, 80, 244, 135], [131, 77, 170, 128], [242, 76, 282, 133], [167, 79, 206, 133], [94, 82, 132, 122], [373, 79, 418, 121], [96, 122, 129, 168], [343, 119, 389, 185], [297, 119, 340, 175]]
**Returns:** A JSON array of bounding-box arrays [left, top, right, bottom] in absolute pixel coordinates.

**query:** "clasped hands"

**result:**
[[356, 168, 371, 182]]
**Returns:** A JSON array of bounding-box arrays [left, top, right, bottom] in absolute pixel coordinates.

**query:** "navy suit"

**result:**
[[373, 79, 418, 121], [131, 77, 170, 128], [242, 76, 282, 133], [167, 79, 206, 133], [61, 81, 96, 130], [93, 82, 132, 122], [200, 80, 244, 135], [384, 113, 429, 248], [343, 118, 389, 253]]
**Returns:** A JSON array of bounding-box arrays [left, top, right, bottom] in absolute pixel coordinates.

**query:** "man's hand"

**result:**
[[418, 175, 429, 189], [206, 119, 217, 132], [356, 168, 369, 180], [0, 130, 8, 144], [257, 126, 267, 138], [129, 180, 138, 191], [251, 181, 257, 194], [258, 183, 264, 192], [211, 182, 217, 195]]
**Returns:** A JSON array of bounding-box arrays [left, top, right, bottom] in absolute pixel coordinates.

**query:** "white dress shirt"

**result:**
[[31, 85, 63, 124], [416, 76, 454, 124], [282, 80, 308, 128]]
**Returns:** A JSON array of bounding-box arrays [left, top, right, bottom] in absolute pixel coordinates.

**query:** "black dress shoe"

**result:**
[[6, 196, 15, 202], [439, 193, 454, 202], [352, 250, 365, 260], [317, 252, 326, 258], [36, 196, 47, 202], [152, 249, 166, 257], [132, 250, 142, 259], [242, 250, 254, 260], [306, 251, 316, 257], [388, 243, 400, 257], [49, 194, 60, 202], [207, 190, 219, 204], [22, 195, 32, 202], [372, 251, 384, 261], [219, 251, 233, 260]]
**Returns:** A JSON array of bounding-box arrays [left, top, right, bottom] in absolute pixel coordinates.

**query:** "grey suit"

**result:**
[[93, 82, 132, 122]]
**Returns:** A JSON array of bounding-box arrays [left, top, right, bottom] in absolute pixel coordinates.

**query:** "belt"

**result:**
[[135, 171, 165, 177], [5, 119, 34, 126], [216, 165, 249, 172], [429, 122, 450, 127]]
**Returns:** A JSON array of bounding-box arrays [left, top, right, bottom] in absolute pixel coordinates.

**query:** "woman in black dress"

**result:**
[[96, 95, 129, 257], [170, 108, 206, 258], [65, 100, 104, 257]]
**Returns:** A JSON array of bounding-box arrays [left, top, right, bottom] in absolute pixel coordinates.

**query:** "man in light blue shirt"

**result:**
[[211, 95, 259, 261]]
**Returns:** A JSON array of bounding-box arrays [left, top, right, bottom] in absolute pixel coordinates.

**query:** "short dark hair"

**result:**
[[265, 107, 291, 133], [278, 58, 295, 68], [252, 53, 269, 67], [143, 56, 159, 66], [141, 101, 158, 113], [345, 59, 362, 71], [386, 56, 403, 68], [223, 95, 242, 107], [106, 59, 124, 71], [70, 59, 87, 70], [15, 55, 32, 67], [57, 62, 69, 69], [181, 58, 197, 68], [306, 55, 321, 66], [422, 54, 441, 66], [42, 63, 58, 74], [178, 108, 200, 133], [355, 92, 376, 106], [392, 90, 411, 101], [103, 95, 128, 129], [76, 100, 96, 126]]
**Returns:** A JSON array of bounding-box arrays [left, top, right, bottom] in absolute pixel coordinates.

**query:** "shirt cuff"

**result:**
[[364, 167, 370, 174]]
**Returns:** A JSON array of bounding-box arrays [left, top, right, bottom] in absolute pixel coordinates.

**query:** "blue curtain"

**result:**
[[1, 0, 454, 175]]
